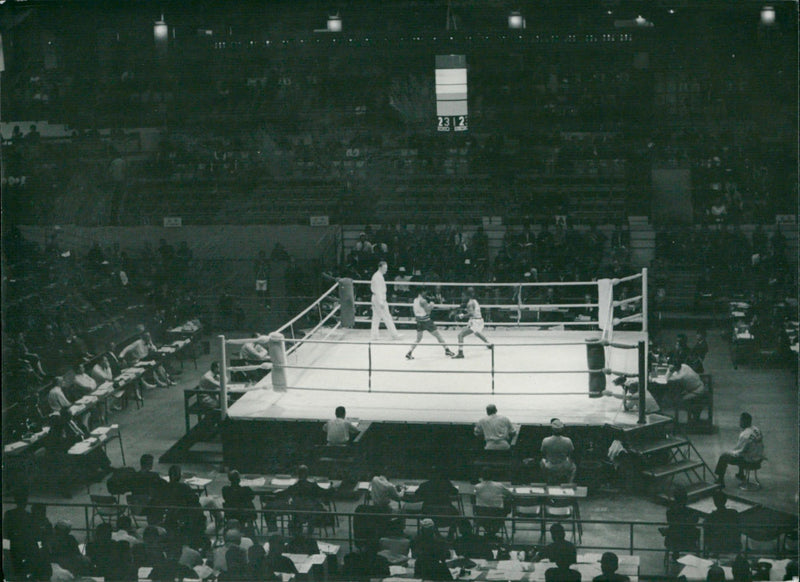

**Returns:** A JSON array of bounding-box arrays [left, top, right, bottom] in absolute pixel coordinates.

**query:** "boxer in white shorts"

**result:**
[[453, 287, 493, 359]]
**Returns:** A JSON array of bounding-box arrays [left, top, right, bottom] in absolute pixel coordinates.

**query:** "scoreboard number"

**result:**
[[437, 115, 468, 132]]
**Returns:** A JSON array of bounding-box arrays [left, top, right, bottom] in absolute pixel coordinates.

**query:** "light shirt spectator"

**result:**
[[541, 435, 575, 466], [91, 361, 114, 384], [474, 480, 513, 509], [324, 417, 359, 445], [370, 475, 402, 508], [73, 372, 97, 394], [48, 385, 71, 413], [240, 341, 270, 361], [475, 412, 516, 450]]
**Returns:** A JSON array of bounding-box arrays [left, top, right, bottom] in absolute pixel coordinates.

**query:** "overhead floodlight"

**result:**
[[327, 14, 342, 32], [760, 5, 775, 25], [154, 14, 168, 42], [508, 11, 525, 29]]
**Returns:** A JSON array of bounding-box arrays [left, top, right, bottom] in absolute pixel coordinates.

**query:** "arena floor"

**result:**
[[227, 327, 648, 426]]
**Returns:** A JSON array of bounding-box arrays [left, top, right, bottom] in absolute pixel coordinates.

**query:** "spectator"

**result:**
[[3, 488, 43, 580], [285, 530, 320, 555], [474, 404, 516, 451], [593, 552, 630, 582], [278, 464, 331, 535], [688, 330, 709, 373], [412, 518, 452, 581], [90, 356, 114, 385], [112, 516, 142, 546], [369, 468, 404, 511], [545, 550, 582, 582], [265, 534, 297, 574], [454, 521, 494, 560], [222, 470, 256, 531], [30, 503, 53, 546], [159, 465, 203, 544], [131, 453, 166, 500], [410, 466, 460, 539], [714, 412, 764, 487], [86, 523, 116, 578], [664, 486, 700, 560], [239, 333, 270, 362], [703, 490, 741, 554], [198, 361, 222, 409], [732, 554, 753, 582], [343, 540, 391, 578], [48, 377, 72, 414], [707, 565, 726, 582], [537, 523, 577, 565], [540, 418, 577, 484], [47, 519, 91, 576], [213, 528, 246, 572], [72, 363, 97, 395], [323, 405, 360, 445], [474, 468, 513, 538], [665, 359, 708, 421]]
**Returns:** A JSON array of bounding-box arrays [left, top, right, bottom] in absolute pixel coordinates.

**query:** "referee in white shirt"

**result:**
[[370, 261, 401, 340]]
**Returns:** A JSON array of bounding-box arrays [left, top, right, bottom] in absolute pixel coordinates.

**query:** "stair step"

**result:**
[[657, 481, 721, 504], [642, 459, 705, 479], [629, 435, 689, 455]]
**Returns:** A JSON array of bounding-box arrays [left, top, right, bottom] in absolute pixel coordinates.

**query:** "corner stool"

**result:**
[[738, 458, 765, 491]]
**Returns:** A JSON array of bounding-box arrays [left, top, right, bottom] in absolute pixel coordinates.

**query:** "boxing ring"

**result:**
[[222, 270, 654, 428]]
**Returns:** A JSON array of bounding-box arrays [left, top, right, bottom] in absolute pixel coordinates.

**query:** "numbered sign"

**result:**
[[435, 55, 468, 133]]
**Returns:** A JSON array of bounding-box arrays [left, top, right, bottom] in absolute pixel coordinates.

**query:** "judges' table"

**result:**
[[373, 552, 639, 581]]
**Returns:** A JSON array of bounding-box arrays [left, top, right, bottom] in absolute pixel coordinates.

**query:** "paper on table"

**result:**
[[192, 564, 214, 579], [486, 570, 526, 581], [389, 566, 411, 576], [677, 555, 714, 568], [403, 484, 419, 494], [317, 542, 339, 555], [271, 477, 298, 486], [240, 477, 266, 487], [357, 481, 370, 490], [470, 559, 488, 568], [548, 487, 574, 495], [497, 560, 526, 570], [138, 566, 153, 579], [185, 477, 212, 487], [680, 566, 709, 580]]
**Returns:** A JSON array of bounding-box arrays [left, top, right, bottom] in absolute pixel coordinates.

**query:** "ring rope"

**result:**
[[287, 308, 341, 356], [354, 300, 599, 310], [612, 273, 643, 284], [264, 385, 594, 396], [353, 318, 605, 328], [353, 279, 599, 288], [278, 363, 611, 374], [613, 295, 642, 307], [282, 337, 639, 349]]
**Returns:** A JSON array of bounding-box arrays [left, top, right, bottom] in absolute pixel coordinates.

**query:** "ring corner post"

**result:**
[[268, 332, 288, 390], [219, 335, 228, 420], [637, 340, 646, 424], [642, 267, 649, 334], [339, 278, 355, 328]]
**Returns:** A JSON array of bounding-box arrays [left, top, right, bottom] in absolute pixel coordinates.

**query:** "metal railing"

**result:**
[[5, 500, 792, 574]]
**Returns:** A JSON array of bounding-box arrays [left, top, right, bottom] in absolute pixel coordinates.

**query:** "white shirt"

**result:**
[[467, 298, 482, 319], [371, 269, 387, 303]]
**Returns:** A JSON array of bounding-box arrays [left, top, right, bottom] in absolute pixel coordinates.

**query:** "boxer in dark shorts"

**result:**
[[406, 289, 455, 360]]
